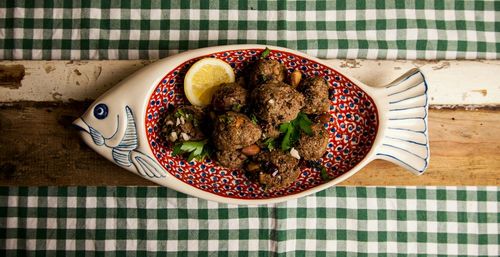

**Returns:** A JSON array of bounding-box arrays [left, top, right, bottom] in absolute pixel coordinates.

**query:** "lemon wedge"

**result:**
[[183, 58, 235, 106]]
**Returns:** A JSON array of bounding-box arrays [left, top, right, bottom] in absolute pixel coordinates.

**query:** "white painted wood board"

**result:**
[[0, 59, 498, 105]]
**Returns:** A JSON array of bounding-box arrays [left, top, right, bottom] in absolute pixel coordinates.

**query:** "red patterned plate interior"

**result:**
[[145, 49, 378, 199]]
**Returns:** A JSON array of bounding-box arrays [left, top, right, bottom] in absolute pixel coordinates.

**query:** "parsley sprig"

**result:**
[[231, 103, 242, 112], [249, 113, 259, 125], [263, 137, 276, 150], [175, 109, 193, 120], [172, 140, 212, 162], [308, 161, 332, 182], [174, 109, 185, 118], [260, 47, 271, 59], [278, 112, 313, 151]]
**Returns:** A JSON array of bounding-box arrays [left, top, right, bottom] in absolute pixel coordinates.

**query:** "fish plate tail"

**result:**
[[376, 68, 430, 175]]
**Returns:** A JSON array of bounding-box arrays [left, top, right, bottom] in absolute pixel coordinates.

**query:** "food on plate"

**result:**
[[297, 76, 330, 115], [212, 112, 262, 151], [245, 151, 301, 189], [296, 123, 329, 160], [211, 82, 248, 112], [250, 82, 305, 124], [161, 105, 206, 142], [289, 70, 302, 88], [167, 48, 331, 190], [248, 59, 287, 88], [215, 150, 248, 169], [184, 58, 235, 106], [261, 123, 281, 140]]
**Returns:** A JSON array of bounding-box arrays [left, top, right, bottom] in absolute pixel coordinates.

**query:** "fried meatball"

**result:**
[[211, 82, 248, 112], [246, 151, 301, 190], [261, 123, 281, 139], [215, 150, 247, 169], [162, 105, 206, 142], [248, 59, 286, 88], [298, 76, 330, 115], [251, 82, 305, 124], [212, 112, 262, 150], [296, 123, 329, 160]]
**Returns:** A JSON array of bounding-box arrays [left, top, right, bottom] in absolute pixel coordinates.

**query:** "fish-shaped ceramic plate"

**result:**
[[73, 45, 429, 204]]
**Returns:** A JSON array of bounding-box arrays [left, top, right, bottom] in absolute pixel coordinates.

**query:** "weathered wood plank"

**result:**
[[0, 59, 499, 105], [0, 102, 155, 186], [0, 103, 498, 186], [347, 109, 500, 185]]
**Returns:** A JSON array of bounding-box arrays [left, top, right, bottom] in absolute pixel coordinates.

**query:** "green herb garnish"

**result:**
[[172, 143, 183, 156], [249, 114, 258, 125], [297, 113, 313, 136], [309, 161, 331, 182], [231, 103, 242, 112], [175, 109, 193, 120], [260, 47, 271, 59], [175, 109, 185, 118], [172, 140, 212, 162], [279, 122, 298, 151], [263, 137, 276, 150], [278, 112, 313, 151], [320, 167, 331, 181], [218, 114, 234, 124]]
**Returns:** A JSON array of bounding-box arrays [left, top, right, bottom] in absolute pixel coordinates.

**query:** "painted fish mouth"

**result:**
[[72, 118, 90, 134]]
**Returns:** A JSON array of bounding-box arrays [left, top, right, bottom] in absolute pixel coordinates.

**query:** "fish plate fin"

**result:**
[[131, 150, 167, 178], [376, 68, 430, 175]]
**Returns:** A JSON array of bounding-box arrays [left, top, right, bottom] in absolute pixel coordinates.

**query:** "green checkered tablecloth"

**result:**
[[1, 1, 499, 256], [0, 0, 498, 60], [0, 187, 498, 256]]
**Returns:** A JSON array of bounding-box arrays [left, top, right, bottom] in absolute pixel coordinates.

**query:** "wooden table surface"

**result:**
[[0, 60, 499, 186]]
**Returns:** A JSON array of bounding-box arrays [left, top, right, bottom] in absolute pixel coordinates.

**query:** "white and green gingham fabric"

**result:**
[[1, 187, 498, 256], [0, 0, 498, 60], [1, 1, 499, 256]]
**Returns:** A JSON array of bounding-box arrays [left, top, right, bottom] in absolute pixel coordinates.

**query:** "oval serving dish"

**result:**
[[73, 45, 429, 204]]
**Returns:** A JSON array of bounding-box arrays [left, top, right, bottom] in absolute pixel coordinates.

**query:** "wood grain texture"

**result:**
[[0, 60, 499, 105], [0, 103, 498, 186]]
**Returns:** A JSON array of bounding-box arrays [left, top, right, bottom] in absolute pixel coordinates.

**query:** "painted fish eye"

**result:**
[[93, 103, 108, 120]]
